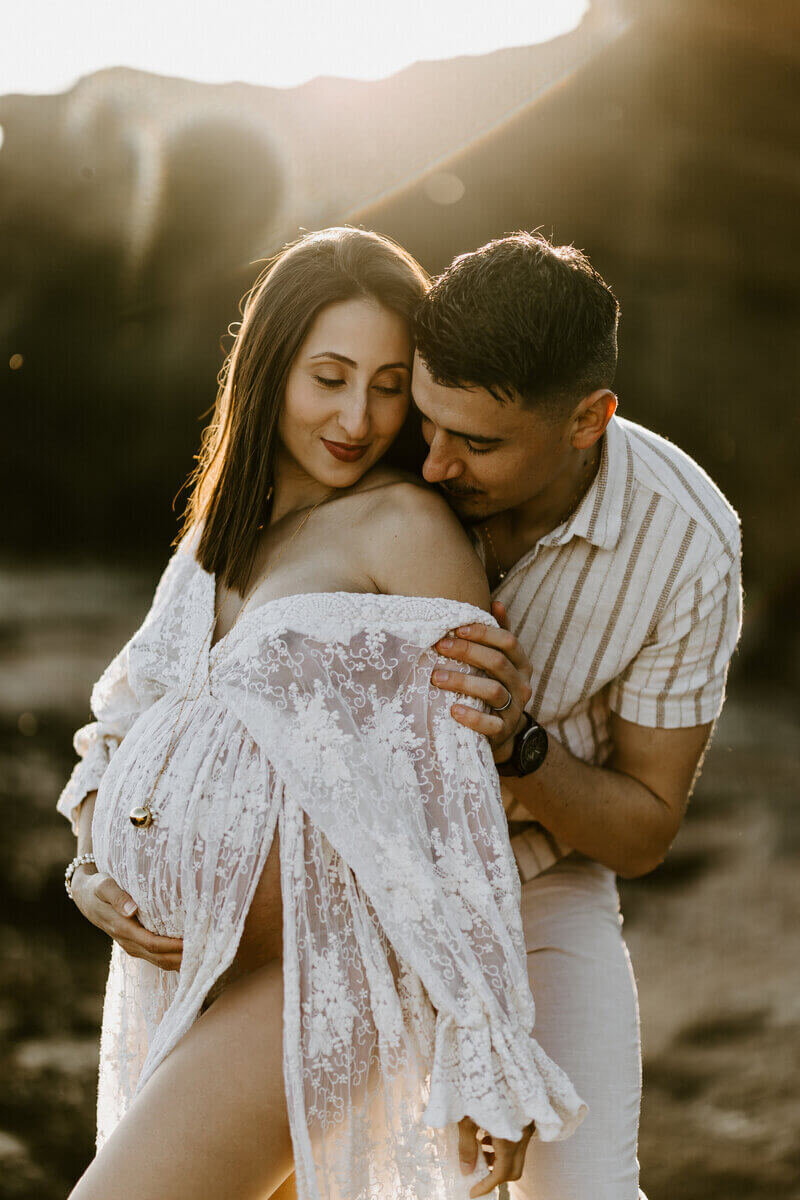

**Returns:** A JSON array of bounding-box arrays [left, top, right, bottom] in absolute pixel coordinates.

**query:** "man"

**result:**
[[415, 232, 742, 1199]]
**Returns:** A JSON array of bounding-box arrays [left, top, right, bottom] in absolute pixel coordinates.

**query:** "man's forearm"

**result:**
[[508, 738, 676, 878]]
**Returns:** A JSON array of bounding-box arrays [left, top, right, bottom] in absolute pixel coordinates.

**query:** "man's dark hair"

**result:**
[[413, 231, 620, 411]]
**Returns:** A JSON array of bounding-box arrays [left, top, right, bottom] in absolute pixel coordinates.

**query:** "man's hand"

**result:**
[[432, 600, 532, 763], [71, 866, 183, 971], [458, 1114, 535, 1197]]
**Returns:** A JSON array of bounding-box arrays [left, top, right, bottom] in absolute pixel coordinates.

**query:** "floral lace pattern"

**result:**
[[58, 544, 586, 1200]]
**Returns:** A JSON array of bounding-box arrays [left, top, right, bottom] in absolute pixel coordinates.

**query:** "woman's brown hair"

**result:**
[[177, 226, 430, 593]]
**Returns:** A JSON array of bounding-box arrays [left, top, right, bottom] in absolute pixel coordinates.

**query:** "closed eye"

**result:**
[[314, 375, 344, 388], [416, 411, 498, 454]]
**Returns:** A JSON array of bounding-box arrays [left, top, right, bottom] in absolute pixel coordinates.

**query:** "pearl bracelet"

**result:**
[[65, 851, 96, 900]]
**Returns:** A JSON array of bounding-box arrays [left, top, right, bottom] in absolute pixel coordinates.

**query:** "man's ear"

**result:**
[[570, 389, 617, 450]]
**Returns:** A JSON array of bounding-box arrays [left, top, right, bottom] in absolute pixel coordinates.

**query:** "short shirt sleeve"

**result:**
[[608, 541, 742, 728]]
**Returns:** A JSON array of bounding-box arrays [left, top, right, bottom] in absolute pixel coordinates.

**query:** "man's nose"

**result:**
[[422, 443, 463, 484]]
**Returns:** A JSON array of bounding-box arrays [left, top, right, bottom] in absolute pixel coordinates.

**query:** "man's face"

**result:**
[[412, 352, 574, 523]]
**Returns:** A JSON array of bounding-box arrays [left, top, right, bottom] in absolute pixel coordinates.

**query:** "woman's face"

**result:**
[[278, 297, 412, 488]]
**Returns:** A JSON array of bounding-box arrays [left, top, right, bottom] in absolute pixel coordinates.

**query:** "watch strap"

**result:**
[[497, 712, 533, 777]]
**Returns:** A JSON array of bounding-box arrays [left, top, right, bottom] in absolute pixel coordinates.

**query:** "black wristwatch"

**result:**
[[499, 712, 549, 777]]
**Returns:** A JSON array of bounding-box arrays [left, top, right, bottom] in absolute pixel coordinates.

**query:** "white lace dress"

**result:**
[[57, 539, 586, 1200]]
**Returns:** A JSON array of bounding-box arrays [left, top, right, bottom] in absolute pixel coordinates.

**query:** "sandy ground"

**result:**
[[1, 564, 798, 1199]]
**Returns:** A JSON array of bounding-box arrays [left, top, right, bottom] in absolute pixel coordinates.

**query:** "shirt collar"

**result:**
[[538, 415, 633, 552]]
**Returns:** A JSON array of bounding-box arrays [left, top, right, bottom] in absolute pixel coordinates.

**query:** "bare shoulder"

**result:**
[[354, 480, 491, 610]]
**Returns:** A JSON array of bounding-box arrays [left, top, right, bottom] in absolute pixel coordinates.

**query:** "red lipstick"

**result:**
[[321, 438, 370, 463]]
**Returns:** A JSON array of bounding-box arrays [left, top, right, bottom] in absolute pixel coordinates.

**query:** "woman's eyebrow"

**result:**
[[310, 352, 357, 366], [309, 352, 410, 371]]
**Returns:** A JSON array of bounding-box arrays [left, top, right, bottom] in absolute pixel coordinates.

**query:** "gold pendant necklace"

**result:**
[[129, 491, 330, 829]]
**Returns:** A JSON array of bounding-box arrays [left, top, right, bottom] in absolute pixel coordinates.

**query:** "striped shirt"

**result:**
[[486, 415, 743, 882]]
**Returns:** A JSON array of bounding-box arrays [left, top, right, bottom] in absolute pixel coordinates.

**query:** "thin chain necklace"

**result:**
[[481, 449, 598, 585], [481, 523, 508, 584], [129, 490, 331, 830]]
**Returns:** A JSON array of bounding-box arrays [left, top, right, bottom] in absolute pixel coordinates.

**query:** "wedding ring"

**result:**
[[492, 687, 513, 713]]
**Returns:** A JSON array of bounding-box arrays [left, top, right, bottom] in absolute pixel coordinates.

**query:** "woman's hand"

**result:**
[[458, 1114, 536, 1198], [432, 600, 533, 764], [71, 866, 183, 971]]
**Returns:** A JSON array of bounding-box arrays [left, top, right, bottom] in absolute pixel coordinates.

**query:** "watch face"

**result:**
[[518, 723, 548, 774]]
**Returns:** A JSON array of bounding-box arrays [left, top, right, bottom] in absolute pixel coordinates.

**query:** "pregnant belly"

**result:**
[[92, 695, 282, 946]]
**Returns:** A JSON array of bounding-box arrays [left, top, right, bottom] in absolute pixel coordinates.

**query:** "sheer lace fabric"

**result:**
[[58, 543, 586, 1200]]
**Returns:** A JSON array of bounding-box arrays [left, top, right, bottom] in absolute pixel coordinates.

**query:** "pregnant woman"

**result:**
[[58, 227, 585, 1200]]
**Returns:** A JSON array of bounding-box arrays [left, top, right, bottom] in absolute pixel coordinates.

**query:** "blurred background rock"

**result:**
[[1, 0, 798, 1195]]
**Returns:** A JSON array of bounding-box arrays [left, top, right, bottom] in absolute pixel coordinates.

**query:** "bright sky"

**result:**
[[3, 0, 589, 95]]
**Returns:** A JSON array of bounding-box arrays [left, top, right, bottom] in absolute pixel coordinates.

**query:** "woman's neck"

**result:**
[[270, 452, 403, 526], [270, 451, 334, 524]]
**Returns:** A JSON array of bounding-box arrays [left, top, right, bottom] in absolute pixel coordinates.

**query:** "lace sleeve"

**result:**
[[56, 645, 143, 835], [217, 612, 587, 1148], [56, 545, 189, 835], [418, 652, 586, 1141]]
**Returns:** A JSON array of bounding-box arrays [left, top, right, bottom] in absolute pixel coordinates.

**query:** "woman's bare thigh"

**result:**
[[69, 959, 294, 1200]]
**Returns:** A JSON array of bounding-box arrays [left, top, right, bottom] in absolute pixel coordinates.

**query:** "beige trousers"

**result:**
[[510, 852, 647, 1200]]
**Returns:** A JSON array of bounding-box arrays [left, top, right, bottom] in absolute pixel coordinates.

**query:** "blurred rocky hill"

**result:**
[[0, 1, 624, 553], [1, 0, 798, 681]]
